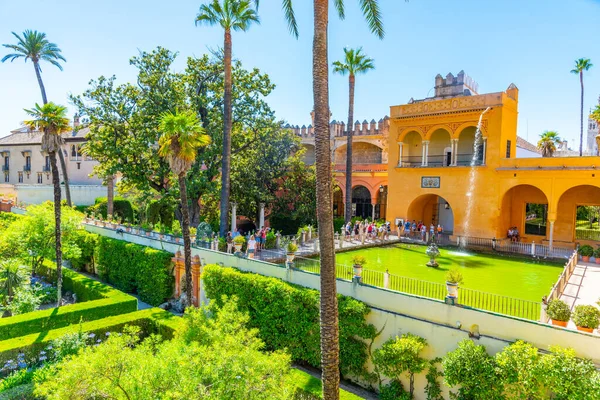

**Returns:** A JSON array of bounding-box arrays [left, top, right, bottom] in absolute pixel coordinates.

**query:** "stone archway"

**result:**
[[352, 185, 372, 219], [333, 185, 344, 218], [407, 194, 454, 234], [556, 185, 600, 244], [500, 185, 549, 241]]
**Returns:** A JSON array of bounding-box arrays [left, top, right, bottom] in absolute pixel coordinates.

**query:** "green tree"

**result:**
[[571, 58, 593, 156], [333, 47, 375, 223], [537, 130, 561, 157], [2, 30, 72, 206], [195, 0, 260, 237], [22, 103, 71, 307], [442, 339, 504, 400], [495, 340, 544, 400], [36, 300, 294, 399], [372, 333, 428, 397], [0, 259, 28, 301], [589, 104, 600, 156], [277, 1, 385, 397], [539, 346, 600, 400], [158, 110, 210, 306]]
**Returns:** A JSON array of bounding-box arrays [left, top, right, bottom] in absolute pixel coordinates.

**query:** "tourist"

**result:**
[[247, 234, 257, 259], [367, 222, 373, 239], [385, 222, 391, 240], [354, 221, 360, 241], [437, 224, 443, 240], [513, 227, 520, 242], [226, 232, 233, 254], [232, 228, 240, 238], [429, 223, 435, 239], [345, 222, 352, 239], [404, 220, 411, 238], [255, 228, 262, 251], [420, 224, 426, 241], [359, 220, 365, 242], [378, 224, 385, 240], [411, 220, 417, 237], [261, 227, 267, 250], [508, 227, 515, 242]]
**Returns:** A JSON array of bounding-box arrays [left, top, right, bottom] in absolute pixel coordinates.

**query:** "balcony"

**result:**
[[1, 165, 8, 172], [43, 165, 51, 172], [71, 155, 83, 161], [398, 153, 485, 168], [23, 165, 31, 172], [334, 163, 388, 173]]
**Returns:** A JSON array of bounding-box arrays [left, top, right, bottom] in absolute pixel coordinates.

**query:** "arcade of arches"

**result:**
[[333, 185, 388, 221]]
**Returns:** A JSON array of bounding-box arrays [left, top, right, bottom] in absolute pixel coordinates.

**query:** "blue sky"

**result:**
[[0, 0, 599, 148]]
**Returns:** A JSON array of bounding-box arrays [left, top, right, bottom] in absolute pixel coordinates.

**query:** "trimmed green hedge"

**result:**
[[0, 263, 137, 341], [88, 196, 135, 222], [203, 265, 377, 380], [95, 236, 173, 306], [0, 308, 181, 365]]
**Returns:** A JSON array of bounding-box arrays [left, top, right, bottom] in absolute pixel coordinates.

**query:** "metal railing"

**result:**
[[575, 229, 600, 241], [546, 251, 578, 304], [460, 287, 541, 320]]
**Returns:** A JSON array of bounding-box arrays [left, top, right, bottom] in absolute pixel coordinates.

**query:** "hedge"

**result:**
[[95, 236, 173, 306], [202, 265, 377, 380], [88, 196, 135, 222], [0, 262, 137, 341], [0, 308, 181, 365]]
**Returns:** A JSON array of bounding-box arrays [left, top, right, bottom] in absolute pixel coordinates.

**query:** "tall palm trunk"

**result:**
[[178, 174, 193, 307], [579, 71, 584, 156], [219, 29, 233, 237], [344, 74, 355, 223], [48, 150, 62, 307], [34, 60, 72, 206], [107, 175, 114, 219], [313, 1, 340, 398]]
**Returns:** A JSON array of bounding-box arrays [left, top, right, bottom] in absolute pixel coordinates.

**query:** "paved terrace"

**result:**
[[560, 261, 600, 330]]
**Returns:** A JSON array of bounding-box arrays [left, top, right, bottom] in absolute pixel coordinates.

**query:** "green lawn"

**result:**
[[334, 244, 563, 303], [290, 368, 364, 399]]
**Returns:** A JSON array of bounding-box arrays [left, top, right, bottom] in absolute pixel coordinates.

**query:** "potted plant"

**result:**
[[546, 299, 571, 327], [572, 304, 600, 333], [352, 255, 367, 280], [445, 269, 463, 299], [594, 248, 600, 265], [579, 245, 594, 262], [233, 235, 246, 253], [286, 242, 298, 263]]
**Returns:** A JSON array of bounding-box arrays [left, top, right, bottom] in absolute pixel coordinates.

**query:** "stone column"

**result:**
[[451, 139, 458, 166], [422, 141, 430, 166], [397, 142, 404, 167], [259, 203, 265, 228], [230, 202, 237, 233], [482, 138, 487, 166], [548, 220, 556, 250], [171, 251, 184, 298], [191, 255, 201, 307], [371, 203, 376, 222]]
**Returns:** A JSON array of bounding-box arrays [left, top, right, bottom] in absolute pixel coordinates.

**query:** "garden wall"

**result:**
[[84, 224, 600, 400]]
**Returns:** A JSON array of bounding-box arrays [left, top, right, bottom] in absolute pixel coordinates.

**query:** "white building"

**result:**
[[586, 97, 599, 156], [0, 120, 109, 205]]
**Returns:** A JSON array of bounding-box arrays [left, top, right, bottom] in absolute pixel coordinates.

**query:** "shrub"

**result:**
[[95, 236, 173, 306], [287, 242, 298, 253], [578, 245, 594, 257], [378, 380, 410, 400], [351, 255, 367, 267], [5, 288, 42, 316], [495, 340, 543, 399], [202, 265, 377, 380], [445, 269, 463, 285], [70, 230, 98, 272], [572, 305, 600, 329], [333, 217, 345, 233], [0, 262, 137, 342], [594, 248, 600, 258], [424, 358, 444, 400], [265, 231, 277, 249], [89, 196, 135, 222], [538, 346, 600, 399], [145, 199, 174, 228], [546, 299, 571, 322], [442, 339, 503, 399], [270, 213, 303, 235], [233, 235, 246, 245]]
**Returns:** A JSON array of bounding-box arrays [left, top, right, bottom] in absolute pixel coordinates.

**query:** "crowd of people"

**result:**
[[402, 220, 444, 242], [225, 226, 271, 258], [344, 220, 391, 241]]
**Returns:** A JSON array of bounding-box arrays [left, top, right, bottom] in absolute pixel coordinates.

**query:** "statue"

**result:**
[[426, 237, 440, 268]]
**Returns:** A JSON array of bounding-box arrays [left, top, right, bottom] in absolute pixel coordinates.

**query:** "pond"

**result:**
[[333, 243, 563, 302]]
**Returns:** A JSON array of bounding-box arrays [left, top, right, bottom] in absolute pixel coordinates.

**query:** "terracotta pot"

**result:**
[[576, 326, 594, 333], [581, 256, 590, 263], [595, 257, 600, 265], [551, 319, 568, 327]]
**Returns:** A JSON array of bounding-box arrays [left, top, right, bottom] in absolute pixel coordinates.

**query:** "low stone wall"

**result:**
[[84, 224, 600, 400]]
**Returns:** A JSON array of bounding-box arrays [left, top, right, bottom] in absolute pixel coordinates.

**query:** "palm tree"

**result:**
[[158, 110, 211, 307], [195, 0, 259, 237], [0, 259, 28, 301], [571, 58, 593, 156], [537, 131, 561, 157], [23, 102, 71, 307], [2, 30, 72, 206], [279, 2, 384, 398], [333, 48, 374, 223], [590, 105, 600, 156]]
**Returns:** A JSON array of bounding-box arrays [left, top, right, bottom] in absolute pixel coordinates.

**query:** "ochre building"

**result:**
[[387, 72, 600, 249]]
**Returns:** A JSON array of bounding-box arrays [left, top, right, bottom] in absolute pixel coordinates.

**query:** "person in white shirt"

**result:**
[[247, 235, 257, 259]]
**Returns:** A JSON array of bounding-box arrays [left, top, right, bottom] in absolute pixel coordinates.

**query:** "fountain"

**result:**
[[461, 107, 491, 244], [426, 237, 440, 267]]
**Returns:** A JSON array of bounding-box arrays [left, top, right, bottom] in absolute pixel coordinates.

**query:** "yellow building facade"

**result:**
[[387, 72, 600, 249]]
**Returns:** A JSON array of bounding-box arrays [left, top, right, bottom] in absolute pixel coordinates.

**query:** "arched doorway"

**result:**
[[352, 185, 372, 219], [333, 186, 344, 217], [407, 194, 454, 234], [556, 185, 600, 244], [375, 185, 388, 221], [500, 185, 549, 241], [428, 128, 452, 167]]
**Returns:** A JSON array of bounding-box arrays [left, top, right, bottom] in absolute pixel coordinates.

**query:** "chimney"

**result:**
[[73, 114, 80, 128]]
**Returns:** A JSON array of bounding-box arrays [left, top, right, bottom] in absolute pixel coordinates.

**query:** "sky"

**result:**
[[0, 0, 599, 148]]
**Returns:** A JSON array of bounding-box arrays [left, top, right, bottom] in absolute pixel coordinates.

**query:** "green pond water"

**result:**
[[334, 244, 563, 302]]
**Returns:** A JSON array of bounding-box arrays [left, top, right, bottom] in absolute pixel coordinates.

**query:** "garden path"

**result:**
[[560, 261, 600, 330]]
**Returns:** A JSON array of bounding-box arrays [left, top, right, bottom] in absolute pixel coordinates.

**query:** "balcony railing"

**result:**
[[43, 165, 51, 173], [398, 153, 485, 168], [1, 166, 8, 172], [23, 165, 31, 172]]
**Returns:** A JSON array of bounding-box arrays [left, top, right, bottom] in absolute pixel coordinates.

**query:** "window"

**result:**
[[37, 173, 43, 184], [18, 172, 23, 183], [3, 156, 8, 171], [576, 206, 600, 241], [506, 140, 511, 158], [4, 173, 8, 183], [77, 162, 81, 170], [25, 155, 31, 171], [525, 203, 547, 236], [44, 156, 50, 172]]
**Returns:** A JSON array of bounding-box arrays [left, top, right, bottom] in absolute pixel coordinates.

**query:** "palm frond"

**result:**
[[281, 0, 299, 38], [359, 0, 384, 39], [334, 0, 345, 19], [2, 30, 65, 68]]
